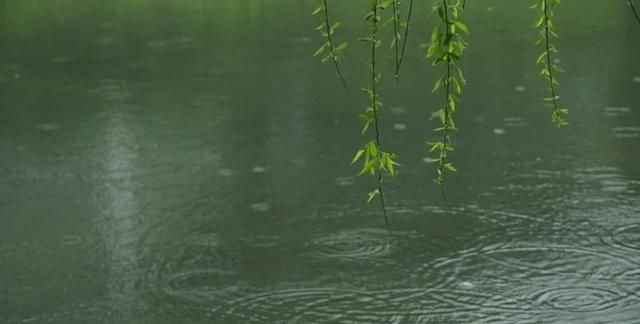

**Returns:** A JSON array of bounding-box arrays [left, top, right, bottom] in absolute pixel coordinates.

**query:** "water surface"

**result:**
[[1, 0, 639, 323]]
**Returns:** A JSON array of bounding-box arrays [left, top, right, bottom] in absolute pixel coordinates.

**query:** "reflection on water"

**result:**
[[1, 0, 639, 323], [96, 81, 141, 318]]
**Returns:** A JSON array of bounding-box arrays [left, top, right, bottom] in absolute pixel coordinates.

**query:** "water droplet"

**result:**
[[504, 117, 528, 128], [553, 58, 562, 64], [493, 128, 506, 135], [612, 127, 640, 138], [251, 202, 270, 212], [393, 123, 407, 131], [252, 166, 267, 173], [632, 76, 640, 83], [459, 281, 474, 289], [335, 177, 355, 186], [603, 106, 630, 117], [514, 86, 526, 92]]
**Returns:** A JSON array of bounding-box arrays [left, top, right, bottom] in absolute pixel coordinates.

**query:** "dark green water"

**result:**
[[1, 0, 639, 323]]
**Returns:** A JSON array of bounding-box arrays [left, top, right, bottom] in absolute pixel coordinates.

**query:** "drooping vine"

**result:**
[[397, 0, 414, 75], [425, 0, 468, 186], [533, 0, 568, 126], [390, 0, 401, 81], [308, 0, 603, 204], [312, 0, 349, 93], [352, 0, 399, 225], [629, 0, 640, 25]]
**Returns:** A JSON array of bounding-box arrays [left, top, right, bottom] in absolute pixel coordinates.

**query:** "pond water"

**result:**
[[1, 0, 639, 323]]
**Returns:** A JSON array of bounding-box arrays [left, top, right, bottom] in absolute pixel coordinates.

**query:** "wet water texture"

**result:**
[[1, 0, 640, 323]]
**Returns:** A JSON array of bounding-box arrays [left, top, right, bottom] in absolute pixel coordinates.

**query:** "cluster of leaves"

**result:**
[[312, 0, 349, 92], [425, 0, 468, 186], [351, 141, 398, 201], [532, 0, 568, 126], [351, 0, 401, 224], [309, 0, 640, 210]]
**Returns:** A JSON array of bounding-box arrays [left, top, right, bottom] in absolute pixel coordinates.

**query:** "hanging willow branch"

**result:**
[[352, 0, 399, 225], [533, 0, 568, 126], [312, 0, 349, 93], [397, 0, 414, 75], [629, 0, 640, 25], [426, 0, 468, 186], [391, 0, 401, 81]]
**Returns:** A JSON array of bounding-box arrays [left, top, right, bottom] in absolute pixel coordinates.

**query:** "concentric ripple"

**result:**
[[612, 127, 640, 138], [210, 288, 400, 323], [602, 223, 640, 252], [424, 244, 640, 287], [163, 269, 241, 303], [307, 228, 395, 262], [526, 286, 628, 313]]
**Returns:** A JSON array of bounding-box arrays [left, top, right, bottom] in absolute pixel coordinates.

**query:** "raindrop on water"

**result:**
[[493, 128, 506, 135], [393, 123, 407, 131], [251, 202, 270, 212], [252, 166, 267, 173]]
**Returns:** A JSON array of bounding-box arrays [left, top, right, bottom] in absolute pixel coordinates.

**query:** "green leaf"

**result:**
[[313, 43, 327, 57], [438, 109, 446, 125], [311, 5, 323, 16], [351, 148, 365, 164], [367, 189, 380, 203], [453, 21, 469, 34], [444, 163, 457, 172]]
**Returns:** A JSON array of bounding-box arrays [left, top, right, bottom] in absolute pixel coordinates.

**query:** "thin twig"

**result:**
[[629, 0, 640, 25], [438, 0, 452, 188], [397, 0, 414, 78], [392, 0, 400, 82], [323, 0, 349, 93], [371, 0, 389, 225], [543, 0, 559, 116]]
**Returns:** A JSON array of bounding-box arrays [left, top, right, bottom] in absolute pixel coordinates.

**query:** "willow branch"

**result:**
[[392, 0, 400, 82], [323, 0, 349, 93], [630, 0, 640, 25], [397, 0, 414, 78], [371, 0, 389, 225]]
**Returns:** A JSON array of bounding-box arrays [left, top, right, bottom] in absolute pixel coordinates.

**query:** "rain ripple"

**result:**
[[524, 285, 631, 313], [210, 288, 401, 324], [306, 228, 395, 262], [600, 223, 640, 253]]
